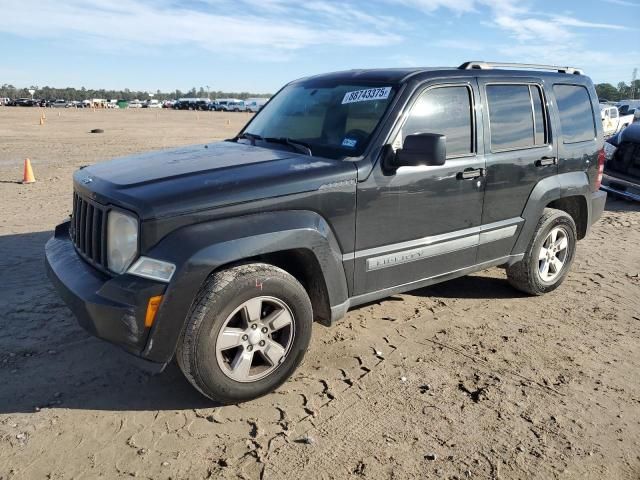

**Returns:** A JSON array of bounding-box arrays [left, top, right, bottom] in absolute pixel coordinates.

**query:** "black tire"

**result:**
[[506, 208, 577, 295], [177, 263, 313, 404]]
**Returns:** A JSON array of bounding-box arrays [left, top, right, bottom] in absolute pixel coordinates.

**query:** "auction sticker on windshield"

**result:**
[[342, 87, 392, 105]]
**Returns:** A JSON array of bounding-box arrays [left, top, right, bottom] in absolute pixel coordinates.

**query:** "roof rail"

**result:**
[[459, 61, 583, 75]]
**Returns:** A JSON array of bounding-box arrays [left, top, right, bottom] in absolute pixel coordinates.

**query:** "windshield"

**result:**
[[242, 82, 398, 159]]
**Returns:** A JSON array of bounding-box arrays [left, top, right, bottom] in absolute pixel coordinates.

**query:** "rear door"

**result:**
[[476, 78, 556, 262]]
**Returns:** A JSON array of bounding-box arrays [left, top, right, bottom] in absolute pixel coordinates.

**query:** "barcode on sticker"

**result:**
[[342, 87, 391, 105]]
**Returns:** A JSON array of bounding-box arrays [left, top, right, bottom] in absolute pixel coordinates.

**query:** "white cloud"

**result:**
[[0, 0, 634, 84], [550, 15, 628, 30], [0, 0, 402, 57], [604, 0, 640, 6], [386, 0, 635, 82], [394, 0, 477, 13]]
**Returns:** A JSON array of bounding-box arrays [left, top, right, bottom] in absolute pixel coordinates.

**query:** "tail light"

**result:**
[[595, 148, 605, 190]]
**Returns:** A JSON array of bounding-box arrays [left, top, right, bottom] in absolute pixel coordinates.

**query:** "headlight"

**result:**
[[107, 210, 138, 274]]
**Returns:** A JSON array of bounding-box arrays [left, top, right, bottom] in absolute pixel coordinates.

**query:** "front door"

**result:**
[[352, 80, 486, 297]]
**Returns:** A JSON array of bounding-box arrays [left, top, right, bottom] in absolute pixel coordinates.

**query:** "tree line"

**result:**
[[0, 84, 272, 101], [2, 81, 637, 103], [595, 80, 639, 102]]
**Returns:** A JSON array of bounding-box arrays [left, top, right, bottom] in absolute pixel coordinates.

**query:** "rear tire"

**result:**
[[177, 263, 313, 404], [506, 208, 577, 295]]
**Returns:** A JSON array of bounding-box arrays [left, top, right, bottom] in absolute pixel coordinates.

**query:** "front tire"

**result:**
[[506, 208, 577, 295], [177, 263, 313, 404]]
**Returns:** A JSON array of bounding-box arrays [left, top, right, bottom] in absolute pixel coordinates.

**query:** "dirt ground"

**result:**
[[0, 107, 639, 480]]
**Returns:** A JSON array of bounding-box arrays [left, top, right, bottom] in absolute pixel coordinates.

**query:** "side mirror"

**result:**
[[395, 133, 446, 168]]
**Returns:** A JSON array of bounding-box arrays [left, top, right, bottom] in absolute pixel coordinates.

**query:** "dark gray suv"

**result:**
[[46, 61, 607, 403]]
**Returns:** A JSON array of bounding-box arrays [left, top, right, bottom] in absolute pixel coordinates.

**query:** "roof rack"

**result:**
[[459, 61, 583, 75]]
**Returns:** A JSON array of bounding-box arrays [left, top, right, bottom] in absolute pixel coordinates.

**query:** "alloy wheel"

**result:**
[[215, 296, 295, 382], [538, 226, 569, 282]]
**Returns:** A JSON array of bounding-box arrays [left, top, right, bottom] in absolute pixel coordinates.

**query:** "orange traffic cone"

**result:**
[[39, 117, 45, 126], [41, 111, 46, 120], [23, 158, 36, 184]]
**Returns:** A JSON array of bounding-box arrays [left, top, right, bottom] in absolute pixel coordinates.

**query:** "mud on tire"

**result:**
[[177, 263, 313, 404], [507, 208, 577, 296]]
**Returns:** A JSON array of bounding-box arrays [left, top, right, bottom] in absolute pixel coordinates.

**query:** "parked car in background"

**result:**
[[145, 99, 163, 109], [602, 123, 640, 201], [195, 99, 211, 111], [162, 100, 176, 108], [211, 99, 229, 111], [173, 99, 189, 110], [230, 100, 247, 112], [128, 100, 143, 109], [601, 104, 634, 137], [173, 98, 210, 110], [14, 98, 38, 107], [51, 99, 70, 108], [618, 99, 640, 112], [0, 97, 10, 106], [215, 98, 243, 111], [618, 104, 640, 122], [244, 98, 269, 112]]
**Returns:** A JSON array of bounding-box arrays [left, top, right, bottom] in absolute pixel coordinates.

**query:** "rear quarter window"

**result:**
[[553, 84, 596, 143]]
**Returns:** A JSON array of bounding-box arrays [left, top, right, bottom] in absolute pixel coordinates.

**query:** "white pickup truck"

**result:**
[[601, 104, 635, 137]]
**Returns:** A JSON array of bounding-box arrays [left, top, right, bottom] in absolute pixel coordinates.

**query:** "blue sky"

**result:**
[[0, 0, 638, 93]]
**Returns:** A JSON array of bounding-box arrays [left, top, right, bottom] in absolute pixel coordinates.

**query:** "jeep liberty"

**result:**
[[46, 61, 607, 403]]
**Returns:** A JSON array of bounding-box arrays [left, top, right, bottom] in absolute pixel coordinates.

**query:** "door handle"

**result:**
[[457, 168, 484, 180], [535, 157, 557, 167]]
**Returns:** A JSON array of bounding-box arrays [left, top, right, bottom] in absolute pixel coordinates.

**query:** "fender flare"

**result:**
[[140, 210, 349, 363], [511, 171, 593, 255]]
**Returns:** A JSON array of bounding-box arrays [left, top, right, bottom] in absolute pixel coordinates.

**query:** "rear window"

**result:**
[[553, 84, 596, 143], [486, 84, 548, 151]]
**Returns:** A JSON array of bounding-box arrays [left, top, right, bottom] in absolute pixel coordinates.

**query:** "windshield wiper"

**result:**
[[236, 132, 263, 145], [236, 133, 312, 156], [264, 137, 313, 156]]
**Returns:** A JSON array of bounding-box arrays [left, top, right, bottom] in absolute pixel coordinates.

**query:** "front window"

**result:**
[[395, 85, 474, 158], [242, 81, 398, 159]]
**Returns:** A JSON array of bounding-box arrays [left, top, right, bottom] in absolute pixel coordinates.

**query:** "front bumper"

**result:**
[[601, 174, 640, 202], [45, 221, 167, 372]]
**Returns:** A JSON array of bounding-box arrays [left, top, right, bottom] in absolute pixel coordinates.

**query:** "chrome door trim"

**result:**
[[343, 217, 522, 269]]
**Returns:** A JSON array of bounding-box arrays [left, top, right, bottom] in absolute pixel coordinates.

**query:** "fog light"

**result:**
[[128, 257, 176, 282]]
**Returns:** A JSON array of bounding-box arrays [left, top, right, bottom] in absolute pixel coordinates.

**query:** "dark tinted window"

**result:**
[[531, 85, 546, 145], [553, 84, 596, 143], [401, 86, 473, 157], [487, 85, 535, 150]]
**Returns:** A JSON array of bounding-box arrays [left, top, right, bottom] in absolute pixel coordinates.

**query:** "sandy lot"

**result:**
[[0, 107, 639, 480]]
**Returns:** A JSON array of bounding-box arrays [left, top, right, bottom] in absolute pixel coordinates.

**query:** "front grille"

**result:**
[[71, 192, 108, 270]]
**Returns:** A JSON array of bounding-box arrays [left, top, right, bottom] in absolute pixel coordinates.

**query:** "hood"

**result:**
[[74, 141, 357, 219]]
